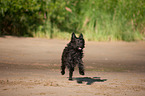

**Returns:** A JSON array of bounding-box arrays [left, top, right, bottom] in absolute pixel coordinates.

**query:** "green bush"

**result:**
[[0, 0, 48, 36], [0, 0, 145, 41]]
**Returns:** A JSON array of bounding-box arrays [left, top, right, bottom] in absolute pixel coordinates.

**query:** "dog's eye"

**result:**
[[79, 40, 83, 43]]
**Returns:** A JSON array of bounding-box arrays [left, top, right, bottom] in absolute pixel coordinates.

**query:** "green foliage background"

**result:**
[[0, 0, 145, 41]]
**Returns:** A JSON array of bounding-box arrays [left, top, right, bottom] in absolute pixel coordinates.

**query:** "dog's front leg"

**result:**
[[78, 60, 85, 75], [69, 67, 74, 80]]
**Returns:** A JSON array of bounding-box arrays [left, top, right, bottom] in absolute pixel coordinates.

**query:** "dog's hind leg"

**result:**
[[61, 63, 66, 75]]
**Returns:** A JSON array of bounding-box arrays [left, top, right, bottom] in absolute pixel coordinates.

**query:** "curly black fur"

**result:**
[[61, 33, 85, 80]]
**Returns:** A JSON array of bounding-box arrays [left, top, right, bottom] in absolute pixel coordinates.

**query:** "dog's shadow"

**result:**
[[72, 77, 107, 85]]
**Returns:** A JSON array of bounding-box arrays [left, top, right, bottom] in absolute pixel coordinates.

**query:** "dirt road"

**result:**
[[0, 36, 145, 96]]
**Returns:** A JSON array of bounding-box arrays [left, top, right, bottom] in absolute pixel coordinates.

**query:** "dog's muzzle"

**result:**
[[78, 47, 82, 50]]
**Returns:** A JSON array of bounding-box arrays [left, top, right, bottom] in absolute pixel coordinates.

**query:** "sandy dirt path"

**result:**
[[0, 36, 145, 96]]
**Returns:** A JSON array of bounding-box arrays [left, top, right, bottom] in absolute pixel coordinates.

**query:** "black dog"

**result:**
[[61, 33, 85, 80]]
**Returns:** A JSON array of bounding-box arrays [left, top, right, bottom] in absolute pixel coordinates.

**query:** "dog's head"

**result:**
[[70, 33, 85, 50]]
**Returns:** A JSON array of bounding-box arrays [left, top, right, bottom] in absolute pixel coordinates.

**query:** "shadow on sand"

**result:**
[[72, 77, 107, 85]]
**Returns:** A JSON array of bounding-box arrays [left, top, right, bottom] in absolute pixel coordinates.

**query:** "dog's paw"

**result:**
[[68, 78, 73, 81], [61, 71, 65, 75], [79, 71, 85, 75]]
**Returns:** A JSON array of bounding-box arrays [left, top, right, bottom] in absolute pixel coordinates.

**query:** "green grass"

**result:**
[[75, 0, 144, 41], [32, 0, 144, 41], [1, 0, 144, 41]]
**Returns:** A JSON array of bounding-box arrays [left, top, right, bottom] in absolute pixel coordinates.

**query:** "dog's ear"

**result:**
[[71, 32, 76, 40], [79, 33, 83, 39]]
